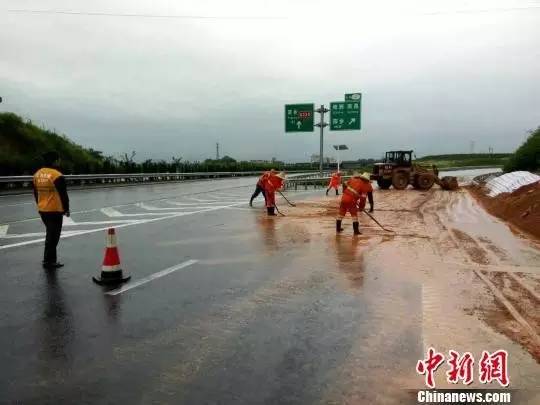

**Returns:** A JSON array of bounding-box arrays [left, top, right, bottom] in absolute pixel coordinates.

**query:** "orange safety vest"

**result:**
[[342, 178, 373, 203], [329, 172, 341, 188], [33, 168, 64, 212], [257, 171, 270, 186], [264, 174, 284, 192]]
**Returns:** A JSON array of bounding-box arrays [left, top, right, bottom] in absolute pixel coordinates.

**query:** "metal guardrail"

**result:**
[[0, 170, 320, 191], [284, 174, 349, 191]]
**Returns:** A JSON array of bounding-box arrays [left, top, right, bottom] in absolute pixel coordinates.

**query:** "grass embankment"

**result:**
[[0, 112, 103, 175], [504, 127, 540, 172], [0, 112, 313, 175], [415, 154, 511, 169]]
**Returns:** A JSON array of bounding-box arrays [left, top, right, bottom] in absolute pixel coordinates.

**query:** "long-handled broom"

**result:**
[[277, 190, 296, 207]]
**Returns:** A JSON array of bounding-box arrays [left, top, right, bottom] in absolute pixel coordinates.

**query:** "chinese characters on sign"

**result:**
[[416, 347, 510, 388], [284, 103, 314, 133], [330, 101, 361, 131]]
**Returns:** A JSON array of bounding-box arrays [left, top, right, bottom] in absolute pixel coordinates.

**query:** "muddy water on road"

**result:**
[[272, 187, 540, 401]]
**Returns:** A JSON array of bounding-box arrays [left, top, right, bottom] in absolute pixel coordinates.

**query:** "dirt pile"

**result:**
[[469, 181, 540, 239]]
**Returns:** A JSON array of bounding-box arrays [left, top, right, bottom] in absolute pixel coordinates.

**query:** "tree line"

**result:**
[[0, 113, 314, 175]]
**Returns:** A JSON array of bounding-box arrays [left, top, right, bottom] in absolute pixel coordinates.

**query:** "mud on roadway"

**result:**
[[2, 182, 540, 404], [271, 186, 540, 400]]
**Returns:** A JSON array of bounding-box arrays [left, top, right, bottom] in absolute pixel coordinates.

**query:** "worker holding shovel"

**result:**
[[326, 171, 342, 196], [337, 172, 374, 235], [262, 171, 286, 216], [249, 169, 276, 207]]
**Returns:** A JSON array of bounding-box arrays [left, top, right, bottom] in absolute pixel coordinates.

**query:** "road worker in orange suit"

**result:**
[[33, 151, 70, 269], [262, 171, 286, 216], [337, 172, 374, 235], [326, 171, 342, 196], [250, 169, 276, 207]]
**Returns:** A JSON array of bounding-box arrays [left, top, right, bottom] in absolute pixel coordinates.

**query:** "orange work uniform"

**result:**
[[262, 173, 284, 208], [257, 171, 271, 187], [327, 172, 341, 190], [338, 178, 373, 220]]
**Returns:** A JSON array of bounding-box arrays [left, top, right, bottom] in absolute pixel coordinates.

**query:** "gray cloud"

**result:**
[[1, 0, 539, 162]]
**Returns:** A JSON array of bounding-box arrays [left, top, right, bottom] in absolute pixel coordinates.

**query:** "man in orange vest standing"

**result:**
[[326, 170, 342, 196], [262, 171, 286, 216], [33, 151, 70, 269], [249, 169, 275, 207], [337, 172, 374, 235]]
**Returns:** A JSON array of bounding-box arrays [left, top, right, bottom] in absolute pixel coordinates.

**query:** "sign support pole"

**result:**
[[315, 105, 328, 176]]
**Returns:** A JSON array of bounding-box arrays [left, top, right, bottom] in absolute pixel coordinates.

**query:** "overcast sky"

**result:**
[[1, 0, 540, 162]]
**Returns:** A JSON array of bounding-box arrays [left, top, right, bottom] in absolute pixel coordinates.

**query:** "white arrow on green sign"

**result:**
[[330, 100, 361, 131], [284, 103, 314, 133]]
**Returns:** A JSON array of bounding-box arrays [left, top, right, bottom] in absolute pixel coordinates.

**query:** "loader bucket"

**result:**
[[438, 176, 459, 190]]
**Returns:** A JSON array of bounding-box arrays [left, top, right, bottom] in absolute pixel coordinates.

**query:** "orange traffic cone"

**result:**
[[92, 228, 131, 285]]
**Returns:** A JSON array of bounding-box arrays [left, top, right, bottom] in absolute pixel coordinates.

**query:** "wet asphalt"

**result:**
[[0, 179, 423, 404]]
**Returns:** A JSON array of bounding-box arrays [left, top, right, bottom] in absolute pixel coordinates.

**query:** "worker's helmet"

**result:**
[[359, 172, 371, 181], [353, 172, 370, 181], [276, 172, 287, 180]]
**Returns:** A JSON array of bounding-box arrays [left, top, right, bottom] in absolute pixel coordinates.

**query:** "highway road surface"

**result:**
[[1, 175, 539, 404]]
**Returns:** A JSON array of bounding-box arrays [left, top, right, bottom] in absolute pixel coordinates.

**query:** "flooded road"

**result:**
[[1, 174, 539, 403]]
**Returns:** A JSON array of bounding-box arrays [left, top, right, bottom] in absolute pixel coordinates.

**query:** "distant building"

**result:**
[[310, 154, 336, 164]]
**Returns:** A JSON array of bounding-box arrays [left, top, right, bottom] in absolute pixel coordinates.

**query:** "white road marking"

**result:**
[[210, 193, 246, 199], [165, 200, 244, 206], [0, 230, 85, 239], [62, 216, 76, 225], [137, 202, 200, 211], [0, 201, 35, 208], [63, 219, 142, 226], [1, 232, 46, 238], [101, 207, 173, 217], [105, 259, 198, 295], [0, 225, 8, 237], [0, 202, 245, 250], [186, 197, 221, 202], [224, 206, 255, 211]]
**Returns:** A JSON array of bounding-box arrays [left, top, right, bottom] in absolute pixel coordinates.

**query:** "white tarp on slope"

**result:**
[[485, 171, 540, 197]]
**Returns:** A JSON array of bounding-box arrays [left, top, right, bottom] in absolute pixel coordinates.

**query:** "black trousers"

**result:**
[[39, 212, 63, 263], [250, 184, 266, 202]]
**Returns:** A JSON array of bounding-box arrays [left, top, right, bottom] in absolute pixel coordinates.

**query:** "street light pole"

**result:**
[[315, 105, 328, 176], [333, 144, 348, 173]]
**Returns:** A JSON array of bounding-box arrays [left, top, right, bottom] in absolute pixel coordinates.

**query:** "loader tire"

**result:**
[[416, 173, 435, 190], [392, 171, 409, 190], [377, 178, 392, 189], [440, 176, 459, 190]]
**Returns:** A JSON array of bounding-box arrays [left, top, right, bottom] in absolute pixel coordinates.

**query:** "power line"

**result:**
[[422, 5, 540, 15], [7, 9, 287, 20], [6, 6, 540, 20]]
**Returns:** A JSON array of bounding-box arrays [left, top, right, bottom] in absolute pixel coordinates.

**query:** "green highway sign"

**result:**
[[345, 93, 362, 102], [285, 103, 314, 132], [330, 101, 361, 131]]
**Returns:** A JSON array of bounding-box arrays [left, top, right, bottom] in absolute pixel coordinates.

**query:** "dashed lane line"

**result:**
[[101, 207, 180, 217], [0, 202, 245, 250], [0, 184, 254, 224], [105, 259, 198, 296]]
